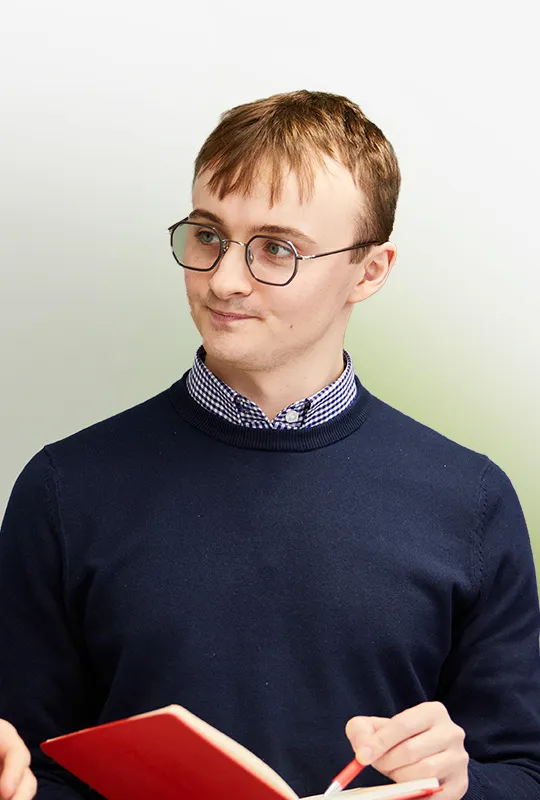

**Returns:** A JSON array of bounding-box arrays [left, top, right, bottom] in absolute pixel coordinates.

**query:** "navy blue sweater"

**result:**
[[1, 374, 540, 799]]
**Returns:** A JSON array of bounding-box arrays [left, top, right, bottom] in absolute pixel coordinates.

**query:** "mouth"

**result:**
[[207, 307, 257, 322]]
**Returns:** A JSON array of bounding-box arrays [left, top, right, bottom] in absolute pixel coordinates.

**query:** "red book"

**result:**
[[41, 704, 442, 800]]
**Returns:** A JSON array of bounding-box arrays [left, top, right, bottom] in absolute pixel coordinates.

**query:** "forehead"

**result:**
[[192, 158, 362, 242]]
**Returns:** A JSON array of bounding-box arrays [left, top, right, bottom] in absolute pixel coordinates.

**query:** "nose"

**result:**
[[208, 240, 253, 299]]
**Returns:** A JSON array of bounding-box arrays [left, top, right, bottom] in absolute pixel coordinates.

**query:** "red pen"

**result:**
[[323, 756, 364, 795]]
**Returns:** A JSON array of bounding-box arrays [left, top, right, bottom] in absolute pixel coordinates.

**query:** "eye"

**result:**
[[263, 240, 294, 258], [195, 228, 220, 245]]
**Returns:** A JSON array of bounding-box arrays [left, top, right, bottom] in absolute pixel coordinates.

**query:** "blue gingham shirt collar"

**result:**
[[186, 347, 357, 430]]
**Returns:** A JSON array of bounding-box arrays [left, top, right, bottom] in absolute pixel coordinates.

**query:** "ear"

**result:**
[[347, 242, 397, 305]]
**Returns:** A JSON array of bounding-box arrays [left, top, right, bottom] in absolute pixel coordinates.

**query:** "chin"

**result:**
[[202, 337, 252, 367], [201, 333, 267, 372]]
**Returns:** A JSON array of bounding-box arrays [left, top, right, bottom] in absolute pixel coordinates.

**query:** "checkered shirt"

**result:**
[[186, 348, 357, 430]]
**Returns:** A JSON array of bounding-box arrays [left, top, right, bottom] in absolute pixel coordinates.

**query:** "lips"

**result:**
[[208, 308, 256, 321]]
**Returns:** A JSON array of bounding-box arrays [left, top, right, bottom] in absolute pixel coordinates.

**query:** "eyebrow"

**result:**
[[189, 208, 318, 247]]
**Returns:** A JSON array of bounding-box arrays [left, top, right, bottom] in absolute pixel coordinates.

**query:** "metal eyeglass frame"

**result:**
[[168, 217, 384, 287]]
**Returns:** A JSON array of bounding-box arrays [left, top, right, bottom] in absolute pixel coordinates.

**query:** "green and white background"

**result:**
[[1, 2, 538, 571]]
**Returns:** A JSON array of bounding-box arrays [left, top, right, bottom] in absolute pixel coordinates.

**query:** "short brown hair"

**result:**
[[194, 90, 401, 244]]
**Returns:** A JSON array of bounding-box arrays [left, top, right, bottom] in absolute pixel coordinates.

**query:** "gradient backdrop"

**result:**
[[1, 2, 538, 575]]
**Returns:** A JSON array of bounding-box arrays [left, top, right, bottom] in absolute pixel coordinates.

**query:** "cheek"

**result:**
[[265, 292, 328, 339], [264, 286, 304, 329], [273, 278, 344, 330], [184, 272, 207, 302]]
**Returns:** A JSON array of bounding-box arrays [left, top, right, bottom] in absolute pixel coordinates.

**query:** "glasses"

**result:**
[[168, 218, 383, 287]]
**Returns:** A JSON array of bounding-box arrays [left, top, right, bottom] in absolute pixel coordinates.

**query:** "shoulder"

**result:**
[[18, 379, 191, 488], [3, 379, 196, 525], [364, 397, 527, 552], [51, 380, 184, 451], [368, 394, 489, 465], [364, 394, 496, 496]]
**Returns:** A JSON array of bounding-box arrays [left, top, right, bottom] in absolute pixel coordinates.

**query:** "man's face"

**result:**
[[185, 160, 381, 375]]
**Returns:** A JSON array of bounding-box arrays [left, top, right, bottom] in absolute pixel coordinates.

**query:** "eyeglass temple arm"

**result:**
[[298, 241, 383, 261]]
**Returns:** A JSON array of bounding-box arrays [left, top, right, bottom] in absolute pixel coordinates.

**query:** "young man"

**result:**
[[0, 91, 539, 800], [0, 720, 36, 800]]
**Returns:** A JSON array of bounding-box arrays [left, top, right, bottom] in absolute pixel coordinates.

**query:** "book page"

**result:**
[[302, 777, 440, 800]]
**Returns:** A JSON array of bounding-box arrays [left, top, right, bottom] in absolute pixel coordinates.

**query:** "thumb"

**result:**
[[345, 716, 390, 761]]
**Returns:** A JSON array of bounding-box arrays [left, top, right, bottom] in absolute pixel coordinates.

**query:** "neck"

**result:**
[[204, 347, 346, 421]]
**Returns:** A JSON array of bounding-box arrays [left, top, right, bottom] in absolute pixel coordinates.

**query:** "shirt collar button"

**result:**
[[285, 409, 299, 424]]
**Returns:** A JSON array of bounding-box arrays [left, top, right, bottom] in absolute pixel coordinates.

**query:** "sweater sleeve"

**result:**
[[0, 450, 95, 799], [436, 460, 540, 799]]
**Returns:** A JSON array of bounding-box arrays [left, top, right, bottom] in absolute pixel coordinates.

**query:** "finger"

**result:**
[[365, 717, 390, 731], [345, 716, 390, 752], [373, 728, 448, 774], [389, 746, 468, 788], [0, 750, 30, 800], [0, 727, 30, 800], [11, 769, 37, 800], [357, 703, 446, 765], [387, 751, 449, 784]]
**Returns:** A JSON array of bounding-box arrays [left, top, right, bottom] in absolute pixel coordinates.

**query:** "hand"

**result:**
[[345, 702, 469, 800], [0, 720, 37, 800]]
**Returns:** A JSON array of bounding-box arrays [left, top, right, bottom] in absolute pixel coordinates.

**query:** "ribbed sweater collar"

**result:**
[[168, 372, 375, 452]]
